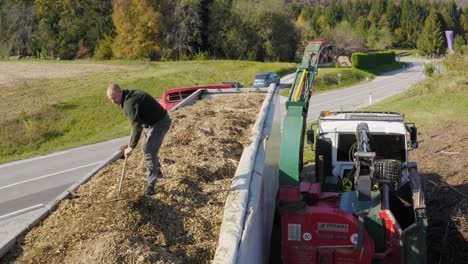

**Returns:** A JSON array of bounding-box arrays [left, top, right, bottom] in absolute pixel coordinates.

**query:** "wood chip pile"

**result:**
[[3, 93, 265, 264]]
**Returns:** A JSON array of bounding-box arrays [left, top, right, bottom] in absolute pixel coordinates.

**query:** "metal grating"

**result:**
[[374, 159, 403, 190]]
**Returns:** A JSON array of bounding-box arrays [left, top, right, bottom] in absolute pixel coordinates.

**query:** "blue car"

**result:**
[[252, 72, 280, 88]]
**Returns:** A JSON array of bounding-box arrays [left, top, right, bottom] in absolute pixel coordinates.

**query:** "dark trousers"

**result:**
[[142, 113, 171, 189]]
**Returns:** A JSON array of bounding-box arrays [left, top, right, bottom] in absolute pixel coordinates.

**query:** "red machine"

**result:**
[[277, 39, 426, 264]]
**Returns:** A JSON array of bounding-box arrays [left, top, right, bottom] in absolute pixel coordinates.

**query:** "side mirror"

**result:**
[[307, 129, 315, 145], [406, 123, 418, 149], [410, 126, 418, 149]]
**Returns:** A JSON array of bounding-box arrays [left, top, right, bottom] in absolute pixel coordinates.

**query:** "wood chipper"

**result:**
[[277, 42, 427, 263]]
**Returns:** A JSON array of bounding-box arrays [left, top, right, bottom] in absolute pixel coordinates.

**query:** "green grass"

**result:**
[[279, 62, 407, 97], [0, 59, 297, 163], [279, 67, 374, 97], [303, 121, 317, 164], [362, 56, 468, 127]]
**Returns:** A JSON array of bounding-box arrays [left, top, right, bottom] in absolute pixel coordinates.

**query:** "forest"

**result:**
[[0, 0, 467, 61]]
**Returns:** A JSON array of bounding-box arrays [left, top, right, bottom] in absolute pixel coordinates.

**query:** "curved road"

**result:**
[[0, 57, 426, 246], [279, 57, 426, 121]]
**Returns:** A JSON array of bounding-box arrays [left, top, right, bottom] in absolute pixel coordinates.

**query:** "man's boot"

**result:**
[[143, 185, 155, 196]]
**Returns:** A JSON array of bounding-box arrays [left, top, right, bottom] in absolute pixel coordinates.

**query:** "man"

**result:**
[[106, 84, 171, 195]]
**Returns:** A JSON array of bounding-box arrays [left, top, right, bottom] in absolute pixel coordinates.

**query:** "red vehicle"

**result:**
[[158, 84, 235, 110]]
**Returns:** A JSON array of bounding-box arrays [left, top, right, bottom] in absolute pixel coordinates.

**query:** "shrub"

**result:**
[[424, 63, 435, 77], [351, 51, 396, 69], [193, 51, 210, 60], [94, 35, 114, 60], [453, 35, 466, 55]]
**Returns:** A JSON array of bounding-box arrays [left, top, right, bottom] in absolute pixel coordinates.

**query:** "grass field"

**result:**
[[0, 59, 297, 163], [363, 56, 468, 126], [279, 62, 406, 97]]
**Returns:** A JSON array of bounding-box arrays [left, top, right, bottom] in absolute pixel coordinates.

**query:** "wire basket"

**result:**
[[374, 159, 402, 190]]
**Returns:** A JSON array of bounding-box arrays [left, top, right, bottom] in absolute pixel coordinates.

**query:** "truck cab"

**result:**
[[314, 111, 415, 192]]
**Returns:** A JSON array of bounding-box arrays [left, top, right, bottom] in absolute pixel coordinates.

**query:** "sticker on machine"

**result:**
[[317, 222, 349, 232], [303, 232, 312, 241], [350, 233, 358, 245], [288, 224, 301, 241]]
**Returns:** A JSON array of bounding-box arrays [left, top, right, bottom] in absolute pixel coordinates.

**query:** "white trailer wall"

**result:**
[[214, 84, 282, 263]]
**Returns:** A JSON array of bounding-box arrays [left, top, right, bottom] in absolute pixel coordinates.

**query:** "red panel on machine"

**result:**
[[281, 207, 374, 264]]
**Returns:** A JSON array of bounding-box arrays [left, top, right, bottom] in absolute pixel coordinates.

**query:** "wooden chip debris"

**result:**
[[3, 93, 264, 264]]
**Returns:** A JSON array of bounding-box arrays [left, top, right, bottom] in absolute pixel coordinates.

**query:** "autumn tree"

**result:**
[[112, 0, 162, 60]]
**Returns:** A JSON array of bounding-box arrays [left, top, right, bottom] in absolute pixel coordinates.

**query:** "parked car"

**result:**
[[252, 72, 280, 88]]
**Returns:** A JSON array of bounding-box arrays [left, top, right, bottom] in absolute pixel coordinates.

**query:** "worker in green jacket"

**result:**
[[107, 83, 171, 195]]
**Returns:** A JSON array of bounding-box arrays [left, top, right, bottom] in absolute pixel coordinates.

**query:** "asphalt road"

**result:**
[[0, 57, 425, 241], [279, 57, 426, 121], [0, 137, 128, 219]]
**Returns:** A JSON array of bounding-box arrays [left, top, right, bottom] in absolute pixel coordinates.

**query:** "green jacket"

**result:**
[[121, 89, 167, 148]]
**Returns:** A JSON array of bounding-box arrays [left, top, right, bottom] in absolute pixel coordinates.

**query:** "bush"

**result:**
[[453, 35, 466, 55], [351, 51, 396, 69], [193, 51, 210, 60], [94, 35, 113, 60], [424, 63, 435, 77]]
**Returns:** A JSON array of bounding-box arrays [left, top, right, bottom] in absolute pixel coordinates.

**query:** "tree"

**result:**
[[295, 7, 315, 43], [35, 0, 112, 59], [112, 0, 162, 60], [0, 0, 36, 58], [162, 0, 203, 60], [342, 0, 355, 23], [324, 0, 342, 28], [327, 21, 367, 56], [376, 26, 394, 50], [368, 0, 386, 25], [385, 0, 400, 31], [453, 34, 465, 54], [461, 12, 468, 41], [223, 0, 297, 61], [417, 9, 445, 56], [206, 0, 233, 58], [400, 0, 426, 48], [440, 1, 460, 34], [367, 24, 379, 49]]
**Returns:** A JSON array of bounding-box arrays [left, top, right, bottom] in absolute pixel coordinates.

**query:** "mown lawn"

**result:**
[[0, 59, 297, 163]]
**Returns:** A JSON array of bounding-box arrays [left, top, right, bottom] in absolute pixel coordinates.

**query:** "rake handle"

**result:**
[[117, 156, 128, 196]]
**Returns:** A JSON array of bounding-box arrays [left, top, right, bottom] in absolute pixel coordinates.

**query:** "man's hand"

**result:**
[[124, 147, 133, 157]]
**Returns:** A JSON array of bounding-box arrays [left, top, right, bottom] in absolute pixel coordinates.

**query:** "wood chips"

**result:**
[[3, 93, 265, 264]]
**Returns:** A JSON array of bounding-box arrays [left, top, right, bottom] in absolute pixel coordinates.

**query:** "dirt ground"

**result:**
[[0, 61, 132, 86], [413, 121, 468, 263], [2, 93, 264, 264]]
